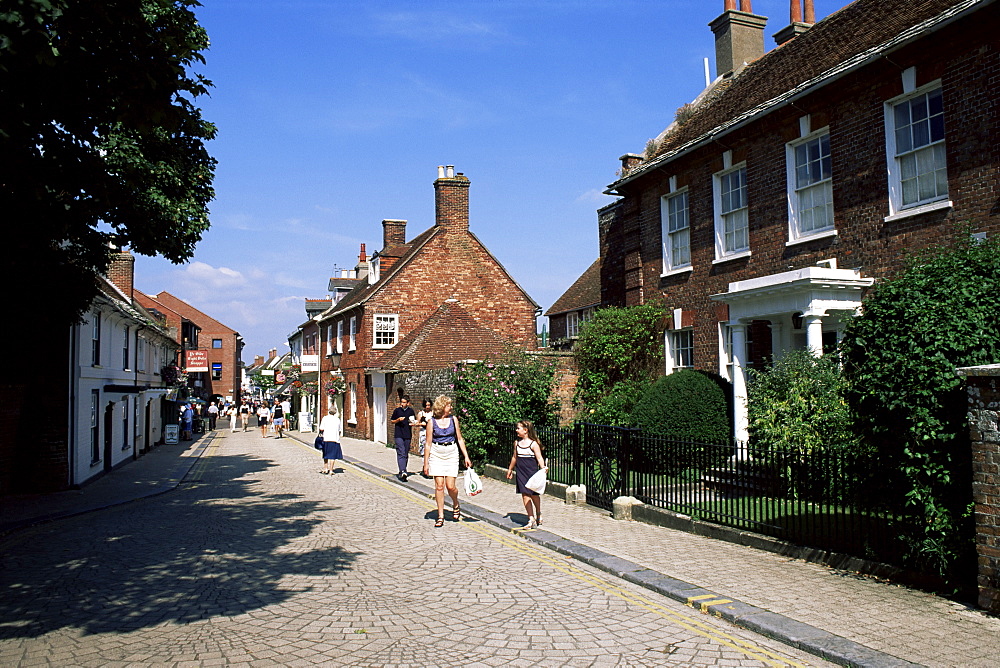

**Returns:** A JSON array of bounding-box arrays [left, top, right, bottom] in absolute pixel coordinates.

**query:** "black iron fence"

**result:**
[[490, 422, 904, 567]]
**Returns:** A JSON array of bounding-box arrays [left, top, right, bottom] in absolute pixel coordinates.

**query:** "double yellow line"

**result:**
[[327, 449, 808, 668]]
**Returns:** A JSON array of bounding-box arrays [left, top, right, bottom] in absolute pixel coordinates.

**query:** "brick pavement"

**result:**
[[0, 428, 831, 667], [319, 434, 1000, 668], [2, 426, 999, 666]]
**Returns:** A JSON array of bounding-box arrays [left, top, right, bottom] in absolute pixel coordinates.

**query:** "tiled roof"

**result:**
[[370, 301, 509, 372], [546, 259, 601, 316], [614, 0, 979, 187]]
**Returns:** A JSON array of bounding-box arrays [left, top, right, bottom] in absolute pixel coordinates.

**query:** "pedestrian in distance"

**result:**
[[207, 401, 219, 430], [257, 403, 271, 438], [423, 395, 472, 527], [272, 399, 286, 438], [239, 402, 250, 431], [506, 420, 547, 528], [180, 403, 194, 441], [390, 394, 416, 481], [416, 397, 433, 478], [229, 405, 239, 432], [317, 407, 343, 474]]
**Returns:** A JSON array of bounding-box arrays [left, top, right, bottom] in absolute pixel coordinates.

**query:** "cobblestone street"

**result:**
[[0, 430, 833, 667]]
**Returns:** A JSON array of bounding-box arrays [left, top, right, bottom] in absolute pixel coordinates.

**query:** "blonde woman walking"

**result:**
[[423, 395, 472, 527]]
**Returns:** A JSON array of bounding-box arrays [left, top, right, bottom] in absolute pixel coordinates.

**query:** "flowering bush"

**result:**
[[295, 381, 318, 397], [452, 349, 558, 463], [160, 364, 187, 386]]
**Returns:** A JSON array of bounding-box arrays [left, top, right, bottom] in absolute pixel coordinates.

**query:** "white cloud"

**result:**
[[576, 188, 612, 204]]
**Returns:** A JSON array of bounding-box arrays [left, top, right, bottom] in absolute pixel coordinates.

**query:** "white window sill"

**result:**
[[372, 344, 396, 350], [884, 199, 952, 223], [347, 419, 357, 426], [712, 250, 751, 265], [661, 266, 693, 278], [786, 228, 838, 247]]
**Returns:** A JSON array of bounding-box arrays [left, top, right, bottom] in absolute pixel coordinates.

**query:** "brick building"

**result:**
[[134, 291, 244, 405], [317, 166, 538, 443], [599, 0, 999, 441], [545, 258, 601, 348]]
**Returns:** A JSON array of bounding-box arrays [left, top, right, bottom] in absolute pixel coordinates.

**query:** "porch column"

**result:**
[[804, 314, 824, 356], [768, 322, 783, 362], [730, 322, 749, 458]]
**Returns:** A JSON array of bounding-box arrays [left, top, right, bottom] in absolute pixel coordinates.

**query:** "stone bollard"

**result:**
[[565, 484, 587, 504], [612, 496, 643, 521]]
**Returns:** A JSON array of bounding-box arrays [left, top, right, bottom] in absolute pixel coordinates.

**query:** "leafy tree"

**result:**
[[840, 231, 1000, 587], [452, 349, 558, 463], [573, 302, 667, 406], [1, 0, 216, 348]]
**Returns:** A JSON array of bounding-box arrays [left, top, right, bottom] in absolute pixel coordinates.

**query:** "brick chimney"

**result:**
[[773, 0, 815, 46], [382, 219, 407, 248], [254, 355, 264, 367], [108, 249, 135, 299], [434, 165, 470, 232], [268, 348, 277, 360], [710, 0, 767, 78], [355, 243, 369, 282]]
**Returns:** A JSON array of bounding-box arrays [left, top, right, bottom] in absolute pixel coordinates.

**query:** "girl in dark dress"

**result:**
[[505, 420, 547, 528]]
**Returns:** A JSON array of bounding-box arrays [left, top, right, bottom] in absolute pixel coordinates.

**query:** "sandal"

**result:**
[[452, 505, 461, 521], [434, 517, 444, 528]]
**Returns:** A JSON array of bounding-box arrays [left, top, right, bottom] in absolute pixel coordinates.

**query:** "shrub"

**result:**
[[840, 229, 1000, 589], [574, 301, 667, 406], [452, 349, 558, 463], [579, 379, 653, 428], [630, 371, 731, 474], [747, 350, 868, 503]]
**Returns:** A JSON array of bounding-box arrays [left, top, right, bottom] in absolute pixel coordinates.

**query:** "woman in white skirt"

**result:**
[[422, 395, 472, 527]]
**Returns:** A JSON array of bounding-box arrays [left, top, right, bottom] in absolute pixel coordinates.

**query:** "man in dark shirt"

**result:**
[[390, 395, 416, 481]]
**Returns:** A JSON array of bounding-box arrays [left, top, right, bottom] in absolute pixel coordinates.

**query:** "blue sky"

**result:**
[[132, 0, 844, 361]]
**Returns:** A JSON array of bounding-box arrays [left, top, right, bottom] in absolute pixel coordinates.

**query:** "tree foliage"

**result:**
[[1, 0, 216, 344], [840, 231, 1000, 585], [452, 349, 558, 463], [573, 302, 667, 405]]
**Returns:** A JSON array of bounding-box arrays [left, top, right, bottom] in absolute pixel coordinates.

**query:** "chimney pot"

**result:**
[[446, 165, 455, 178], [437, 165, 445, 179]]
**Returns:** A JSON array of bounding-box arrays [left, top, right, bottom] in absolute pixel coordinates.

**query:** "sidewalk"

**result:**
[[0, 432, 217, 536], [3, 428, 998, 667], [317, 434, 1000, 668]]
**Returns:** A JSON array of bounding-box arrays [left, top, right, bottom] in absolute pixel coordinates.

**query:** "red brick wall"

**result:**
[[605, 18, 998, 374]]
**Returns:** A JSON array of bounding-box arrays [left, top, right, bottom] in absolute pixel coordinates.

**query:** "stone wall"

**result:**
[[960, 364, 1000, 614]]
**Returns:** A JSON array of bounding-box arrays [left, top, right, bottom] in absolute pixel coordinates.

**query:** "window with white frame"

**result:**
[[122, 400, 130, 450], [788, 132, 834, 240], [719, 323, 734, 381], [887, 84, 947, 213], [336, 320, 344, 353], [714, 165, 749, 259], [566, 311, 580, 338], [661, 190, 691, 272], [122, 326, 130, 370], [137, 336, 145, 372], [349, 382, 357, 423], [91, 390, 100, 463], [373, 314, 398, 348], [349, 316, 357, 351], [666, 329, 694, 372], [326, 325, 333, 355], [91, 312, 102, 366]]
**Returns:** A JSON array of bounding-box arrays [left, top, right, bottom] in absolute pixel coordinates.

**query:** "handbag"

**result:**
[[525, 467, 547, 494], [314, 435, 324, 450], [464, 467, 483, 497]]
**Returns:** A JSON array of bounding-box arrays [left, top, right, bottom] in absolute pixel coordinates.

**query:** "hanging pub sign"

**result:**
[[186, 350, 209, 373]]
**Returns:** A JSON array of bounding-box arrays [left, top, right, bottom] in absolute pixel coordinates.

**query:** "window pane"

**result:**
[[929, 114, 945, 143], [894, 102, 910, 128], [895, 126, 912, 154]]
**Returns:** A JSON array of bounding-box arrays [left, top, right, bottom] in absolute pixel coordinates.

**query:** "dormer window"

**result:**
[[369, 255, 381, 285]]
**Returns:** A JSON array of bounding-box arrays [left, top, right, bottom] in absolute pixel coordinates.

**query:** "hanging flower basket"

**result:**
[[323, 377, 346, 396], [296, 381, 318, 397]]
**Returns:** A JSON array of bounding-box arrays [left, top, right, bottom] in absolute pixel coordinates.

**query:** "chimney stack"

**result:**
[[434, 165, 470, 232], [108, 249, 135, 300], [382, 219, 407, 249], [710, 0, 767, 78], [774, 0, 815, 45]]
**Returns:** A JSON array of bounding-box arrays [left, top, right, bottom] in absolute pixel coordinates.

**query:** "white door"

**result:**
[[371, 372, 387, 444]]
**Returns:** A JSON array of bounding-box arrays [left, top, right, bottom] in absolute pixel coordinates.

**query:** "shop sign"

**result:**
[[186, 350, 209, 373]]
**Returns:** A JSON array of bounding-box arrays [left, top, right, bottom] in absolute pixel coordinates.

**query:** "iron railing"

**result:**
[[490, 422, 903, 567]]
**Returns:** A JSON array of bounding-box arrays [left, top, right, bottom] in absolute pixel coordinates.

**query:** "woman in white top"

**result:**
[[423, 395, 472, 527], [505, 420, 547, 528], [318, 408, 343, 474]]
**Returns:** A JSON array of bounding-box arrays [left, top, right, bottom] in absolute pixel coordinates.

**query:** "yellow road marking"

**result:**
[[184, 435, 222, 483], [316, 450, 810, 668]]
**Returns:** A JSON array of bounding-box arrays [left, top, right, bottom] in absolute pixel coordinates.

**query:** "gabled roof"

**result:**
[[545, 258, 601, 317], [324, 223, 538, 320], [611, 0, 985, 190], [149, 291, 239, 335], [370, 300, 510, 372]]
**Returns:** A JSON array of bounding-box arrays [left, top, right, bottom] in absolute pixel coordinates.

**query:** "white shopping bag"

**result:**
[[525, 467, 547, 494], [464, 468, 484, 497]]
